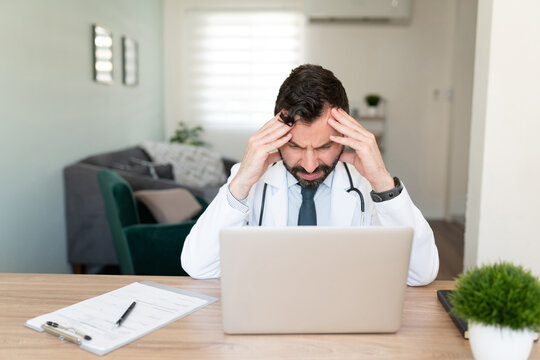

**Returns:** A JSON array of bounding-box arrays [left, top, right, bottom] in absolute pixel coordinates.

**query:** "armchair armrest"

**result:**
[[123, 222, 196, 276]]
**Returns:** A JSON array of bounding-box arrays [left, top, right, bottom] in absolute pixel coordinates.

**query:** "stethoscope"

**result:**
[[258, 162, 365, 226]]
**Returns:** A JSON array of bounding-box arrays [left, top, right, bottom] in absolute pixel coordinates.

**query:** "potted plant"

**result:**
[[364, 94, 381, 116], [451, 262, 540, 360], [170, 122, 206, 146]]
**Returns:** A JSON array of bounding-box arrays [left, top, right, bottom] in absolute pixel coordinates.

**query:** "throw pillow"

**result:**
[[140, 141, 227, 188], [134, 189, 203, 224]]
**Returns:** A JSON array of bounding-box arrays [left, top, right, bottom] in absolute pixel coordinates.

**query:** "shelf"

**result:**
[[354, 116, 385, 121]]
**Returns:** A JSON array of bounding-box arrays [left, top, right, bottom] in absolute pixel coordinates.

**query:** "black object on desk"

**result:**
[[437, 290, 468, 339], [438, 289, 539, 342], [115, 301, 136, 327]]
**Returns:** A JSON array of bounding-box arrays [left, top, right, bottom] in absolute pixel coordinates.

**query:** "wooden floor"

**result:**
[[428, 220, 464, 280]]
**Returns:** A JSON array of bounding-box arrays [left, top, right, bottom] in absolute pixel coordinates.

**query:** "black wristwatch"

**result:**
[[370, 177, 403, 202]]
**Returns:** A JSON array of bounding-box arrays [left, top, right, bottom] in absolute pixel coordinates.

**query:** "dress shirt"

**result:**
[[226, 170, 335, 226]]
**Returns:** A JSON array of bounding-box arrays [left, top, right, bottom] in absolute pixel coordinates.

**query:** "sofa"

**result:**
[[64, 146, 235, 273]]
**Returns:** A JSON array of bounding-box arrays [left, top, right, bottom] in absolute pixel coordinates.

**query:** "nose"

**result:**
[[301, 149, 318, 173]]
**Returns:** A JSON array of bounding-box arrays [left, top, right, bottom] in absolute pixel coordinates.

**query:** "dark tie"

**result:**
[[298, 186, 317, 226]]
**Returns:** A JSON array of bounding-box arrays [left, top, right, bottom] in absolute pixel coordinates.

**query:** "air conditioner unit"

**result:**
[[306, 0, 412, 21]]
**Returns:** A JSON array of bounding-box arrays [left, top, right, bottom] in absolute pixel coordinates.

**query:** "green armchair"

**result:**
[[97, 169, 207, 275]]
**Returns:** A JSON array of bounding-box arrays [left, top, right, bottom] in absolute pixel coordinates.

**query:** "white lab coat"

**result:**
[[181, 161, 439, 285]]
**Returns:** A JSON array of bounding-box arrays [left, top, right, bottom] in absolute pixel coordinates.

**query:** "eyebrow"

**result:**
[[288, 140, 333, 150]]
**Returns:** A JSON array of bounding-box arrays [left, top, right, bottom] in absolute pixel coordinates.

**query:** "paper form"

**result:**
[[25, 282, 216, 356]]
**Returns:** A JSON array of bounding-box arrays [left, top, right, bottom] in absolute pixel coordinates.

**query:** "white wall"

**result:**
[[0, 0, 164, 273], [446, 0, 477, 223], [465, 0, 540, 277], [164, 0, 473, 219]]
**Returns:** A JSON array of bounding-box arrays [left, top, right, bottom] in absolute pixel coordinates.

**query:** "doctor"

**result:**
[[181, 64, 439, 285]]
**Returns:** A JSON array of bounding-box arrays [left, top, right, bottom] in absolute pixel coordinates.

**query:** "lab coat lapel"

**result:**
[[260, 162, 288, 227], [330, 162, 358, 226]]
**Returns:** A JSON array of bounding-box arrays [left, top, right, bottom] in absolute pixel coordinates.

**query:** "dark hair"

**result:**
[[274, 64, 349, 125]]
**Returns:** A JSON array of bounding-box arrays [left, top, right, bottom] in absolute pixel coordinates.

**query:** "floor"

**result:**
[[428, 220, 465, 280]]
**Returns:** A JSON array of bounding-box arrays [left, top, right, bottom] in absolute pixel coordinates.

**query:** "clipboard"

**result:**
[[24, 281, 217, 356]]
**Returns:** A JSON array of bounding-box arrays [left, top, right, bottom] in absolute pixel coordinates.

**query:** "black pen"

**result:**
[[115, 301, 136, 327]]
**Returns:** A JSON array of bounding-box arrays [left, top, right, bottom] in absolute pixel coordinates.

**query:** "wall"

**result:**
[[465, 0, 540, 276], [0, 0, 164, 273], [446, 0, 477, 224], [164, 0, 472, 219]]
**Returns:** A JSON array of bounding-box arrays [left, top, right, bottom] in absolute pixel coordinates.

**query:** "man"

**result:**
[[181, 64, 439, 285]]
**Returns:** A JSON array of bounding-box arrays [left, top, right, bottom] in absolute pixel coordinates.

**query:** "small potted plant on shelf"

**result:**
[[451, 262, 540, 360], [364, 94, 381, 116], [170, 122, 206, 146]]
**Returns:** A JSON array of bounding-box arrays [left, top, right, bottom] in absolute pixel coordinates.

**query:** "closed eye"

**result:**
[[288, 141, 303, 149]]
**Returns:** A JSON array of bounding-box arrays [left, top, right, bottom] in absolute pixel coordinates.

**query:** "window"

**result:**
[[183, 10, 304, 129]]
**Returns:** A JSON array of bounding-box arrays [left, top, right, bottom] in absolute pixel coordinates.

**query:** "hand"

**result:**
[[328, 108, 394, 192], [229, 112, 292, 200]]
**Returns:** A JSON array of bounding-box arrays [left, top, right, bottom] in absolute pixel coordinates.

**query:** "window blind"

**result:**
[[183, 10, 304, 129]]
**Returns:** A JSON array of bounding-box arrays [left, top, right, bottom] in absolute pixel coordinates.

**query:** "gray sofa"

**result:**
[[64, 146, 235, 273]]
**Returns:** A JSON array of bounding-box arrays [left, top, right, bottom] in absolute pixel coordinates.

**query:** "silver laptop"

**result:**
[[219, 226, 413, 334]]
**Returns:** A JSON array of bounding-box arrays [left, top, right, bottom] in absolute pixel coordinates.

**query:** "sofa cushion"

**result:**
[[82, 147, 152, 167], [112, 162, 174, 180], [133, 188, 203, 224], [140, 141, 227, 188]]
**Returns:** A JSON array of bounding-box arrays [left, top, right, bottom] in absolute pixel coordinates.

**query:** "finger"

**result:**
[[255, 111, 291, 137], [331, 108, 371, 137], [266, 151, 282, 164], [339, 152, 357, 164], [257, 112, 285, 133], [328, 117, 370, 142], [330, 135, 366, 152], [262, 132, 292, 152], [256, 121, 292, 145]]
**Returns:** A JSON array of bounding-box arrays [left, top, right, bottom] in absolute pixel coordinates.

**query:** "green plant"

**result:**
[[170, 122, 205, 146], [450, 262, 540, 331], [365, 94, 381, 107]]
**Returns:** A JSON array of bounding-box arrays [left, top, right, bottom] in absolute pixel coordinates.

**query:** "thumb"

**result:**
[[339, 152, 356, 164], [267, 151, 282, 164]]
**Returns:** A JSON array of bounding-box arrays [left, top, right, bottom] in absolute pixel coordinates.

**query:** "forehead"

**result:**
[[290, 106, 339, 147]]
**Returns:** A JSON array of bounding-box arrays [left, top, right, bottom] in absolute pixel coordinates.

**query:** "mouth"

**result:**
[[297, 171, 322, 181]]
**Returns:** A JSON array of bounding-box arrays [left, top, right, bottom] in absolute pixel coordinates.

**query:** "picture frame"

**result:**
[[93, 24, 114, 84], [122, 37, 138, 86]]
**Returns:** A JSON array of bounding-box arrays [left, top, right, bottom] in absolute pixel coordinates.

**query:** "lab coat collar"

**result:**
[[261, 161, 359, 226]]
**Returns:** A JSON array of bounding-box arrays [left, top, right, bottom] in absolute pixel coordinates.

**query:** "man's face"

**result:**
[[279, 106, 344, 188]]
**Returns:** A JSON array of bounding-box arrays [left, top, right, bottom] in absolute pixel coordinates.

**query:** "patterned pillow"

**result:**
[[139, 141, 226, 188]]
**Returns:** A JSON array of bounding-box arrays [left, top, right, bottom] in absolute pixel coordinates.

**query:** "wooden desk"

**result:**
[[0, 274, 538, 359]]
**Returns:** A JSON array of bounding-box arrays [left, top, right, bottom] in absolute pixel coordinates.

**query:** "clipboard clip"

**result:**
[[41, 321, 92, 345]]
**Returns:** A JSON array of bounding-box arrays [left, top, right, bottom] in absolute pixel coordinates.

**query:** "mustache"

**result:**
[[291, 163, 331, 175]]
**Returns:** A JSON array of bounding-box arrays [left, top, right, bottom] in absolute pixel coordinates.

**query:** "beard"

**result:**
[[280, 147, 343, 188]]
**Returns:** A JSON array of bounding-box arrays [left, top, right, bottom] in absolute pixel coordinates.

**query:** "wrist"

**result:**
[[229, 176, 252, 201], [371, 177, 403, 203], [370, 173, 395, 193]]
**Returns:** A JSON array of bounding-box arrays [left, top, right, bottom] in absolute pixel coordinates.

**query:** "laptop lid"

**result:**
[[220, 226, 413, 334]]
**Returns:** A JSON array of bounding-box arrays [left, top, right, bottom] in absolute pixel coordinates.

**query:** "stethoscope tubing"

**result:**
[[258, 162, 365, 226]]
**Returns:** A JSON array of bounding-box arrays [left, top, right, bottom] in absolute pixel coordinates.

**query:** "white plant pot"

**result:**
[[367, 106, 378, 117], [468, 322, 536, 360]]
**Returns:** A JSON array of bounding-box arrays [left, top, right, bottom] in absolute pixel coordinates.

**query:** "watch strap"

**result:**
[[370, 177, 403, 202]]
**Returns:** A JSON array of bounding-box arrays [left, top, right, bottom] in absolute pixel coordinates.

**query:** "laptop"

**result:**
[[219, 226, 413, 334]]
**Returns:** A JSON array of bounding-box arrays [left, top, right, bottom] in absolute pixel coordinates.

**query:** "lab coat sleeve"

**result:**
[[372, 184, 439, 286], [181, 164, 250, 279]]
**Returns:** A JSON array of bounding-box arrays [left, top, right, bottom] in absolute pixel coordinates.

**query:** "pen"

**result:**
[[44, 321, 92, 342], [115, 301, 136, 327]]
